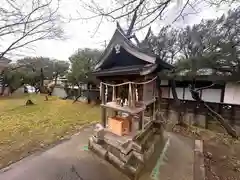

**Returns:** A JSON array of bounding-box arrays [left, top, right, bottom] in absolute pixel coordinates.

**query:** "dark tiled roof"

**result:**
[[95, 28, 157, 70], [93, 24, 173, 77], [92, 65, 145, 77], [92, 62, 173, 77]]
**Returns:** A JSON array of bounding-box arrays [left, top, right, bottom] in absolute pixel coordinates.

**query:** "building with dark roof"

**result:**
[[92, 23, 173, 79]]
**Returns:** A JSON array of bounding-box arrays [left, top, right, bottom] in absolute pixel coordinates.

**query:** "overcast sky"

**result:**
[[8, 0, 239, 61]]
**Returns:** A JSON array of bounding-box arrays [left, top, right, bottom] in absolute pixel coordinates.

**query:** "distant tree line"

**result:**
[[147, 7, 240, 79], [0, 57, 69, 95], [144, 7, 239, 136]]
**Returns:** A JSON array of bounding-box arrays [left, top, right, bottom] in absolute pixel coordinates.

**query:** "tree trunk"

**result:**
[[155, 76, 162, 117], [39, 68, 44, 93], [54, 72, 58, 85], [0, 83, 6, 96], [46, 73, 58, 98], [0, 70, 6, 96], [189, 86, 238, 138], [203, 102, 238, 138], [9, 85, 19, 94], [73, 84, 82, 103], [170, 79, 186, 127], [63, 86, 75, 100], [170, 79, 180, 106], [87, 83, 91, 104]]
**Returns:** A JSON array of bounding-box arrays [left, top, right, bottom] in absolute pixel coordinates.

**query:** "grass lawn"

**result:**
[[0, 94, 100, 168]]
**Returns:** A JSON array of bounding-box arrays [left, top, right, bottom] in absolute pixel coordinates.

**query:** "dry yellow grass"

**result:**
[[0, 94, 100, 168]]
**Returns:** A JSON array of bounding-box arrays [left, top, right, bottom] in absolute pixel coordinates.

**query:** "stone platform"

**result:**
[[88, 121, 165, 180]]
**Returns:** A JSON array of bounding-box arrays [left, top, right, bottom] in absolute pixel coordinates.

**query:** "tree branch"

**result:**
[[172, 0, 190, 23], [0, 0, 63, 59]]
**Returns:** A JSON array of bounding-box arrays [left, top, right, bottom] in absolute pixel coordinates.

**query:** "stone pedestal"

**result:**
[[88, 121, 164, 180]]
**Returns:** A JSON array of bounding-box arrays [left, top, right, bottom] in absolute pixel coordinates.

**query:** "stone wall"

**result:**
[[163, 110, 206, 128], [159, 98, 240, 133]]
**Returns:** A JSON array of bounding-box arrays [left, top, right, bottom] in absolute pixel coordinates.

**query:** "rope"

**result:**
[[135, 76, 157, 84], [100, 76, 157, 87]]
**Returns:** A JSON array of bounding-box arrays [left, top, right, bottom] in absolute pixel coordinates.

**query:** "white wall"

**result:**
[[184, 89, 194, 101], [161, 87, 192, 100], [161, 86, 222, 102], [224, 83, 240, 105], [201, 89, 221, 103], [169, 87, 184, 99]]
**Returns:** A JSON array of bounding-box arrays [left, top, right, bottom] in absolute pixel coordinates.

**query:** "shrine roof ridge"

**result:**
[[93, 22, 173, 77]]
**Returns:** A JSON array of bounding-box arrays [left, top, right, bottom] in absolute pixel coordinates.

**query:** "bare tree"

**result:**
[[78, 0, 237, 33], [149, 26, 181, 64], [0, 0, 64, 59]]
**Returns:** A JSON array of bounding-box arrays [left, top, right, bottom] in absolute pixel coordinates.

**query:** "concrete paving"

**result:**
[[0, 126, 194, 180], [138, 132, 194, 180], [0, 126, 129, 180], [157, 132, 194, 180]]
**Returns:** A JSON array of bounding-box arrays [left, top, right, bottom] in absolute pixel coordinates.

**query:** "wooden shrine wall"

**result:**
[[143, 80, 155, 102]]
